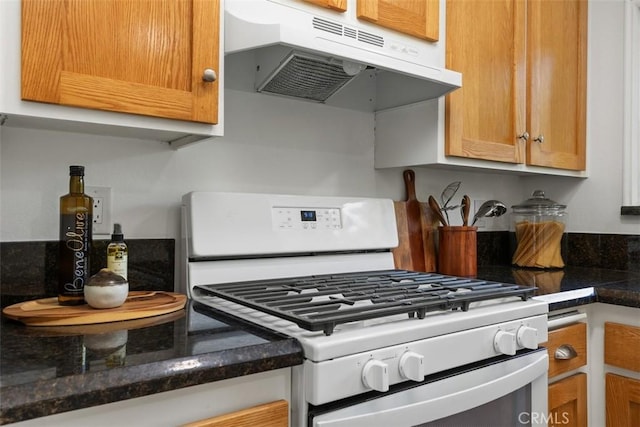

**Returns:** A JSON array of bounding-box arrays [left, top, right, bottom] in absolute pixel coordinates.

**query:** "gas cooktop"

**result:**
[[195, 269, 536, 335]]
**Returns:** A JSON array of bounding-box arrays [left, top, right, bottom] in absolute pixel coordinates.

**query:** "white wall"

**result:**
[[0, 88, 521, 241], [1, 0, 637, 244]]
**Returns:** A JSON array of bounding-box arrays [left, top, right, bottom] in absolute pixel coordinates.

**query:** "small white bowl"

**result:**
[[84, 269, 129, 309], [84, 282, 129, 309]]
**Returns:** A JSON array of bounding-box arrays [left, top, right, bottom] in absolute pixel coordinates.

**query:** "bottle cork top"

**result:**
[[69, 165, 85, 176]]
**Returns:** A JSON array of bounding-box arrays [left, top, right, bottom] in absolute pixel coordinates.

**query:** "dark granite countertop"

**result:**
[[2, 266, 640, 425], [477, 265, 640, 310], [0, 301, 303, 425]]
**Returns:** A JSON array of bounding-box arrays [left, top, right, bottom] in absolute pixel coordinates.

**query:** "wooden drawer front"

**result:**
[[181, 400, 288, 427], [605, 322, 640, 372], [544, 322, 587, 378], [549, 373, 587, 427]]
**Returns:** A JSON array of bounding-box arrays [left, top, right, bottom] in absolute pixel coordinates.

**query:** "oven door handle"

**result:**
[[313, 350, 549, 427]]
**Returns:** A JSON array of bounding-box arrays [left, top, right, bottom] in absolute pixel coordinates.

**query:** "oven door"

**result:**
[[310, 349, 548, 427]]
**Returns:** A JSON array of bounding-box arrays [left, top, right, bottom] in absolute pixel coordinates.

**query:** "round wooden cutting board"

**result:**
[[2, 291, 187, 327]]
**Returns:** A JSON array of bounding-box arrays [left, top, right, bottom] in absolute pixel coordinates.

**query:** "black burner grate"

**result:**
[[194, 270, 536, 335]]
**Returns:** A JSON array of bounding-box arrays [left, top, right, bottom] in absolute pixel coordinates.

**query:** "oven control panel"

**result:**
[[184, 192, 397, 257], [272, 206, 342, 230], [304, 314, 549, 405]]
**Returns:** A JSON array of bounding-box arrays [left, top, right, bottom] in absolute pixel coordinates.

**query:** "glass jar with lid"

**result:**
[[511, 190, 567, 269]]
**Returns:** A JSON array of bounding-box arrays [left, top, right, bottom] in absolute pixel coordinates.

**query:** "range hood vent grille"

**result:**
[[312, 17, 342, 36], [358, 31, 384, 47], [312, 17, 384, 47], [258, 52, 359, 102]]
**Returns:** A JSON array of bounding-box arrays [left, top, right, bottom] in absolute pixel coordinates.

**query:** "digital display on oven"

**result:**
[[300, 210, 317, 222]]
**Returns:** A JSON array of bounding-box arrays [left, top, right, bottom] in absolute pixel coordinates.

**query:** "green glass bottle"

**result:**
[[58, 165, 93, 305]]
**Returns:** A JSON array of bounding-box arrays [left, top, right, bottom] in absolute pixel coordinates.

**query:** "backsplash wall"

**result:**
[[0, 89, 524, 244], [2, 231, 637, 308], [0, 239, 174, 308], [477, 232, 640, 272]]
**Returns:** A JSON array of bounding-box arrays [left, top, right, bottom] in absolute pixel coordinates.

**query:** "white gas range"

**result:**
[[182, 191, 549, 427]]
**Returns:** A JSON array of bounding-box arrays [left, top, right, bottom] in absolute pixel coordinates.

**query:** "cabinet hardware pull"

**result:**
[[555, 344, 578, 360], [517, 132, 529, 141], [534, 134, 545, 144], [202, 69, 217, 83]]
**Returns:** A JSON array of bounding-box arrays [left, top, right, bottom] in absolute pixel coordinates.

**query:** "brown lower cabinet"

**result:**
[[606, 373, 640, 426], [181, 400, 288, 427], [548, 373, 587, 427], [605, 322, 640, 427], [544, 322, 588, 426]]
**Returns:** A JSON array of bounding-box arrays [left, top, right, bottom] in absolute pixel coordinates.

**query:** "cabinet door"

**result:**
[[445, 0, 527, 164], [357, 0, 439, 41], [527, 0, 587, 170], [605, 322, 640, 372], [21, 0, 219, 124], [303, 0, 347, 12], [548, 373, 587, 427], [181, 400, 288, 427], [606, 374, 640, 427]]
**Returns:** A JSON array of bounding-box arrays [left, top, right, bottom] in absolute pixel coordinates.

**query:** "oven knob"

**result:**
[[362, 359, 389, 392], [517, 326, 539, 349], [494, 330, 517, 355], [399, 351, 425, 382]]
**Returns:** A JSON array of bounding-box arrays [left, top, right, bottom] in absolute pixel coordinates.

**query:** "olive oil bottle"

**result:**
[[58, 165, 93, 305]]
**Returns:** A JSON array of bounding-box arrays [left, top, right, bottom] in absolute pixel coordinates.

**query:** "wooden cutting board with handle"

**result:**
[[392, 170, 437, 272], [2, 291, 187, 326]]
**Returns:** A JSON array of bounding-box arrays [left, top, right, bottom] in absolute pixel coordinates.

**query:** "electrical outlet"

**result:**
[[473, 199, 486, 228], [86, 186, 112, 235]]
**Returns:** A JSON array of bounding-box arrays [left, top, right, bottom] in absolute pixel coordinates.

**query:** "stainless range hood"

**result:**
[[224, 0, 461, 112]]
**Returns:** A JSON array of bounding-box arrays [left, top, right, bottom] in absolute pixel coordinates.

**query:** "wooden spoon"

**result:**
[[428, 195, 448, 226], [461, 195, 471, 226]]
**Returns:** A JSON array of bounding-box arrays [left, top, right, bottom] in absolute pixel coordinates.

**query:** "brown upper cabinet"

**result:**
[[445, 0, 587, 171], [357, 0, 439, 41], [21, 0, 220, 125], [303, 0, 348, 12], [302, 0, 439, 41]]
